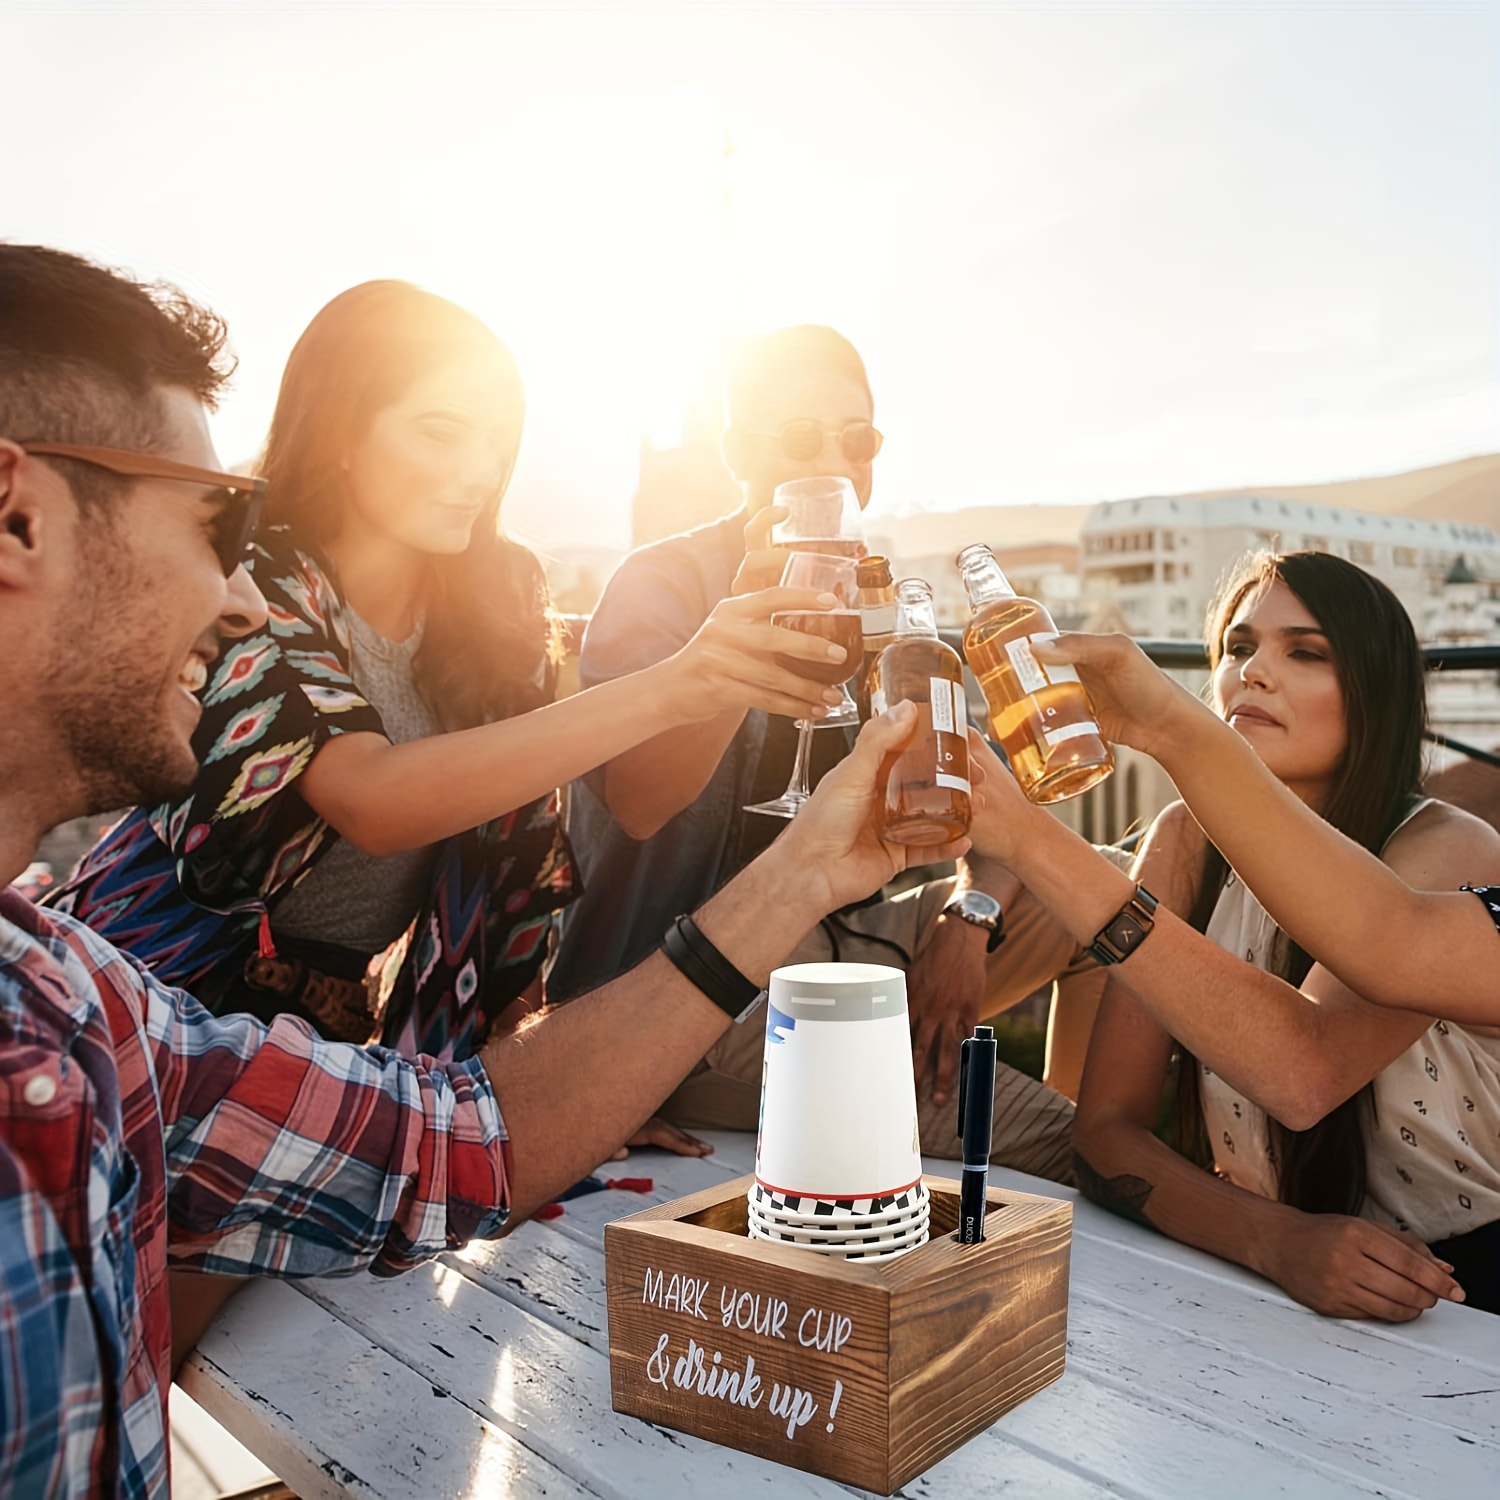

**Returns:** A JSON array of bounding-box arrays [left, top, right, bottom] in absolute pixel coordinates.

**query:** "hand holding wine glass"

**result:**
[[662, 585, 851, 725], [746, 549, 863, 819]]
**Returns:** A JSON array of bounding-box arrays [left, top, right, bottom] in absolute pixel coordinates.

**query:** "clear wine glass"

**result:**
[[744, 550, 862, 820], [770, 475, 868, 561]]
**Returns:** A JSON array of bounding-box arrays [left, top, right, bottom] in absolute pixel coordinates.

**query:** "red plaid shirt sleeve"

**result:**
[[0, 894, 512, 1498], [140, 974, 512, 1277]]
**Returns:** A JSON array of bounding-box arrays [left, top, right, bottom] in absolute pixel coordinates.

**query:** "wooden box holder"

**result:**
[[606, 1173, 1071, 1495]]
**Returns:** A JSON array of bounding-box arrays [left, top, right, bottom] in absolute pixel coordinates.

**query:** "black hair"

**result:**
[[0, 243, 234, 510], [1175, 550, 1427, 1216]]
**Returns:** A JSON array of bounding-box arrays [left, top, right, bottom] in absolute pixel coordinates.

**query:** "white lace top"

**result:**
[[1198, 800, 1500, 1241]]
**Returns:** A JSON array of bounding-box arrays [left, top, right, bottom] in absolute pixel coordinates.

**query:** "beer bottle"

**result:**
[[956, 542, 1113, 804], [868, 578, 972, 845], [855, 555, 896, 720]]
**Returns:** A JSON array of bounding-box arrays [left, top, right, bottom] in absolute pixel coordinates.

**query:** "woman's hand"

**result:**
[[770, 702, 972, 918], [1260, 1212, 1465, 1322], [1032, 632, 1210, 758], [655, 586, 849, 726]]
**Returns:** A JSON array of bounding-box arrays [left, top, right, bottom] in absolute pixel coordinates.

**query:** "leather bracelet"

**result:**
[[661, 914, 766, 1023]]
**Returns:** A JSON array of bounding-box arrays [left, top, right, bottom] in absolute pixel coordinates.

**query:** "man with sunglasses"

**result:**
[[554, 326, 1114, 1178], [0, 248, 967, 1495]]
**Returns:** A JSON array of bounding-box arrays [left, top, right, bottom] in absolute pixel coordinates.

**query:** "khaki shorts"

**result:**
[[660, 857, 1133, 1185]]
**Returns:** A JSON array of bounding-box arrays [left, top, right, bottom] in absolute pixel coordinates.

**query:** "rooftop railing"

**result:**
[[560, 616, 1500, 773]]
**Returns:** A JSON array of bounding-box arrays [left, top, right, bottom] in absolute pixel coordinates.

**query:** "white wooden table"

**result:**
[[180, 1132, 1500, 1499]]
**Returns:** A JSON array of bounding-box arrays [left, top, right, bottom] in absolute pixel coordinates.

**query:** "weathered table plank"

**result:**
[[190, 1130, 1498, 1498], [298, 1246, 852, 1498], [179, 1279, 591, 1499]]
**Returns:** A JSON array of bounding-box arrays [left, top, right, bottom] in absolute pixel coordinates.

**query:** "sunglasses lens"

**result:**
[[840, 424, 882, 464], [779, 421, 826, 462], [211, 489, 264, 576]]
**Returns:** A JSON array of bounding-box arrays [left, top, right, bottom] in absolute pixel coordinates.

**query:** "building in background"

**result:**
[[1079, 494, 1500, 641]]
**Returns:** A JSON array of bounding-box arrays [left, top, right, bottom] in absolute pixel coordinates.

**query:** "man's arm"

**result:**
[[604, 711, 752, 840], [595, 506, 824, 840], [486, 703, 970, 1221], [1039, 632, 1500, 1026]]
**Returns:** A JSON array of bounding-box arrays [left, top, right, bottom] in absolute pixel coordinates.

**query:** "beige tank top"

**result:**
[[1198, 799, 1500, 1241]]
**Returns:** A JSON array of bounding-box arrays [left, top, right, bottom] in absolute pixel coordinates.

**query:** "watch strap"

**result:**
[[1087, 885, 1160, 966], [661, 914, 766, 1023]]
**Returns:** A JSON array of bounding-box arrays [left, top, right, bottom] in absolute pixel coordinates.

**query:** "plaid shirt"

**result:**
[[0, 890, 511, 1498]]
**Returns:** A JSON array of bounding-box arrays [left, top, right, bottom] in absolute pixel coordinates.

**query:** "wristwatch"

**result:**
[[942, 890, 1006, 953], [1087, 885, 1159, 966]]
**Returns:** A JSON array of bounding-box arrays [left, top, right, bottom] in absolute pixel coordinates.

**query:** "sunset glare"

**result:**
[[6, 3, 1498, 551]]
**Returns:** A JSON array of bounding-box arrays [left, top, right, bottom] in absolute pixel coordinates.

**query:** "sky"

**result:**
[[5, 1, 1499, 551]]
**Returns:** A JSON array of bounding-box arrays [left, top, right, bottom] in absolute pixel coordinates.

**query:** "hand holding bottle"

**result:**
[[957, 544, 1113, 804], [867, 578, 972, 846], [1030, 631, 1214, 762]]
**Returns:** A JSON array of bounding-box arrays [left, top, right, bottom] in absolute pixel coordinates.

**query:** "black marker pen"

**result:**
[[957, 1024, 996, 1244]]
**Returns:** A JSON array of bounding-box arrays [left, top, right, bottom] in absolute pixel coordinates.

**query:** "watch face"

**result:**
[[1107, 913, 1148, 956], [956, 891, 1002, 922]]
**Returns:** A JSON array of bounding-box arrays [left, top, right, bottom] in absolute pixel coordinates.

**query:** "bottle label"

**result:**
[[928, 676, 961, 734], [1005, 632, 1082, 693], [929, 677, 971, 793], [861, 603, 897, 634], [1043, 719, 1102, 748]]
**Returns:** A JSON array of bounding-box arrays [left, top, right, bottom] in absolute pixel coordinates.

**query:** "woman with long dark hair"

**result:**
[[48, 281, 849, 1062], [960, 551, 1500, 1317]]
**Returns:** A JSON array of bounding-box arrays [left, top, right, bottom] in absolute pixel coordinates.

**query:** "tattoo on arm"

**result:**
[[1072, 1150, 1158, 1229]]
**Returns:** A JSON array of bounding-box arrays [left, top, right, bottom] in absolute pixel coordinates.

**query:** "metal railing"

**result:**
[[564, 616, 1500, 773]]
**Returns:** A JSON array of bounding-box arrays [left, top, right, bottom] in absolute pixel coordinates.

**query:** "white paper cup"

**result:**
[[754, 962, 922, 1204], [748, 1216, 930, 1260], [748, 1182, 929, 1233], [749, 1180, 926, 1222], [748, 1205, 930, 1246]]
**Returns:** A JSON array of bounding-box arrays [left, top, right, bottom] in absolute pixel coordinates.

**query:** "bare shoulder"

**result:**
[[1384, 798, 1500, 887], [1137, 799, 1209, 862], [1132, 799, 1209, 917]]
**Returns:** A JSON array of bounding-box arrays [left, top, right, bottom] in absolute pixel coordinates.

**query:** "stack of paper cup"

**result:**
[[749, 962, 929, 1261]]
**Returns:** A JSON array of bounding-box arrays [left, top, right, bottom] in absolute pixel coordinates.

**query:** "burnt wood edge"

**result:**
[[604, 1174, 1074, 1289]]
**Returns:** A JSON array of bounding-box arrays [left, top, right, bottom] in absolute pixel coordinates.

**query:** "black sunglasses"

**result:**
[[16, 440, 267, 577], [744, 420, 884, 466]]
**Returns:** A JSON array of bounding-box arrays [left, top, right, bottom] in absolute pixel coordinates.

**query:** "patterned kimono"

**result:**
[[47, 532, 577, 1062]]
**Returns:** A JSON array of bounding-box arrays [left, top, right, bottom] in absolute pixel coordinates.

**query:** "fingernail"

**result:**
[[826, 643, 846, 660], [811, 705, 828, 718], [816, 592, 839, 605], [1451, 1285, 1466, 1301]]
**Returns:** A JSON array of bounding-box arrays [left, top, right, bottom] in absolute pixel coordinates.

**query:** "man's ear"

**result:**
[[0, 443, 54, 590], [720, 426, 752, 484]]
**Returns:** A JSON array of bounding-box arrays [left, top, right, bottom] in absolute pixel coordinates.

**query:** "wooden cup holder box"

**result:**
[[605, 1173, 1072, 1494]]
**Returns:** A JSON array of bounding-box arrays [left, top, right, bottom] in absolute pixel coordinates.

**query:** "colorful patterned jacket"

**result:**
[[48, 533, 577, 1062]]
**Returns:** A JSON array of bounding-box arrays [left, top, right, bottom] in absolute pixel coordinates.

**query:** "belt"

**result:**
[[243, 952, 381, 1045]]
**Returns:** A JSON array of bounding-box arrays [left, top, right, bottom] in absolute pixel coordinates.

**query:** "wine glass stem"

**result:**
[[789, 719, 815, 801]]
